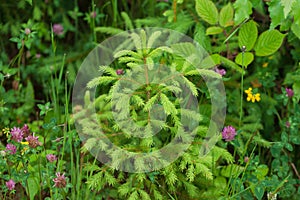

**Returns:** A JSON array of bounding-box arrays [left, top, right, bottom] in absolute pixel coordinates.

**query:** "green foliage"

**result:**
[[219, 3, 234, 28], [254, 30, 286, 56], [238, 20, 258, 51], [233, 0, 253, 24], [235, 52, 254, 67], [1, 0, 300, 199]]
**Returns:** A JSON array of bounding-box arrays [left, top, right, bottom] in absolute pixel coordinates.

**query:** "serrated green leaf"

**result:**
[[195, 0, 219, 25], [206, 26, 223, 35], [182, 76, 198, 96], [219, 3, 234, 27], [220, 164, 244, 178], [87, 76, 117, 88], [281, 0, 296, 18], [268, 0, 285, 29], [121, 12, 134, 30], [254, 30, 285, 56], [194, 23, 212, 53], [238, 20, 258, 51], [235, 52, 254, 67], [147, 31, 161, 49], [138, 190, 151, 200], [160, 93, 177, 115], [233, 0, 253, 25], [95, 27, 124, 35], [128, 191, 139, 200]]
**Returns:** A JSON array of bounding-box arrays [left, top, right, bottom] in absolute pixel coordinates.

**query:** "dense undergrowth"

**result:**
[[1, 0, 300, 199]]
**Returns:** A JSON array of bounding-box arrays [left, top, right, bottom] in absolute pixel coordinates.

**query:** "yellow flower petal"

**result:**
[[21, 141, 29, 145], [255, 93, 261, 102], [245, 87, 252, 94]]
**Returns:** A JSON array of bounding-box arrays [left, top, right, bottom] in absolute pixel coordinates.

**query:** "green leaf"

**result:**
[[219, 3, 234, 27], [238, 20, 258, 51], [235, 52, 254, 67], [292, 1, 300, 21], [195, 0, 219, 25], [9, 37, 20, 43], [95, 27, 124, 35], [200, 54, 221, 69], [285, 143, 293, 151], [291, 22, 300, 39], [254, 164, 269, 180], [220, 164, 244, 178], [267, 0, 285, 29], [233, 0, 253, 25], [206, 26, 223, 35], [254, 185, 264, 200], [194, 24, 212, 53], [220, 56, 245, 74], [254, 30, 285, 56], [25, 0, 32, 6], [293, 81, 300, 101], [33, 6, 42, 20], [281, 0, 296, 18], [128, 191, 139, 200], [160, 93, 178, 115], [121, 12, 134, 30], [24, 80, 35, 111], [27, 176, 39, 200]]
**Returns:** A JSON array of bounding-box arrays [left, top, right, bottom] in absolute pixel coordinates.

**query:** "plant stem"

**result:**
[[239, 47, 245, 128]]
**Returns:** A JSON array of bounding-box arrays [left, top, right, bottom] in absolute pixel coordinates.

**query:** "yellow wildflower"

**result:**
[[245, 87, 252, 94], [21, 141, 29, 145], [247, 93, 253, 102], [254, 93, 261, 102], [245, 87, 261, 103]]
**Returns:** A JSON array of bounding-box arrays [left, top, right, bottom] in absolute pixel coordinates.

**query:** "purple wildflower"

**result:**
[[21, 124, 30, 137], [214, 67, 226, 76], [46, 154, 57, 162], [10, 127, 24, 142], [6, 144, 17, 154], [286, 121, 291, 128], [116, 69, 124, 75], [25, 28, 31, 35], [52, 24, 64, 36], [25, 134, 42, 148], [244, 156, 249, 163], [53, 172, 67, 188], [90, 11, 97, 18], [6, 179, 16, 190], [222, 126, 237, 141], [285, 88, 294, 98], [35, 53, 41, 59]]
